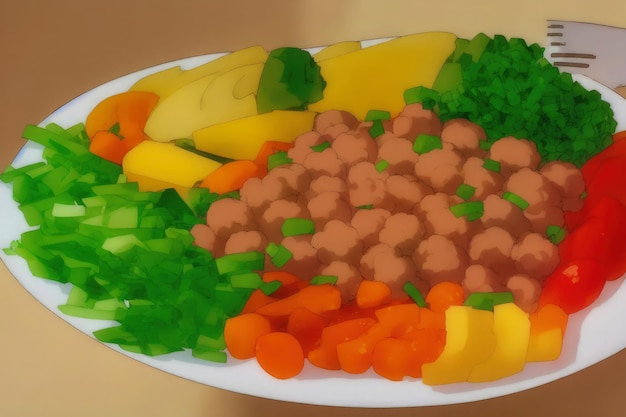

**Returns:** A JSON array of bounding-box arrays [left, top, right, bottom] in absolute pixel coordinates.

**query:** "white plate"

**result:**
[[2, 43, 626, 408]]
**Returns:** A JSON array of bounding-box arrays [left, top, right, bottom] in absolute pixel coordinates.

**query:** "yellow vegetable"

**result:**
[[144, 63, 264, 142], [308, 32, 457, 120], [313, 41, 361, 62], [421, 306, 496, 385], [122, 141, 221, 197], [526, 329, 564, 362], [130, 45, 268, 100], [193, 110, 316, 160], [468, 303, 530, 382]]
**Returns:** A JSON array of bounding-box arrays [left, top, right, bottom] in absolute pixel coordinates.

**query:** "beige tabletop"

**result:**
[[2, 1, 626, 416]]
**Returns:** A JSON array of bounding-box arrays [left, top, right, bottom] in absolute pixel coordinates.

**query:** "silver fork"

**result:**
[[545, 20, 626, 89]]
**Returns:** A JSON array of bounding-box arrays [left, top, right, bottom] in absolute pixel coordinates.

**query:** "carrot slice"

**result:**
[[199, 160, 265, 194], [356, 280, 392, 309], [425, 281, 465, 313], [255, 332, 304, 379], [307, 317, 376, 370], [240, 289, 278, 314], [336, 323, 390, 374], [374, 303, 421, 337], [371, 337, 414, 381], [89, 131, 127, 165], [286, 307, 328, 355], [224, 312, 272, 359], [256, 284, 341, 317]]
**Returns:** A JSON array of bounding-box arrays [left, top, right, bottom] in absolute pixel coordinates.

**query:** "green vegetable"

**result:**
[[449, 201, 484, 221], [463, 292, 515, 311], [503, 191, 530, 210], [546, 225, 567, 244], [403, 282, 426, 307], [365, 110, 391, 121], [455, 184, 476, 201], [281, 218, 315, 237], [256, 47, 326, 114], [310, 141, 331, 152], [265, 242, 293, 267], [267, 151, 292, 170], [375, 159, 389, 172], [482, 159, 501, 172], [419, 34, 617, 167], [413, 134, 443, 154], [369, 120, 385, 138], [3, 123, 252, 362], [310, 275, 338, 285], [403, 86, 439, 110]]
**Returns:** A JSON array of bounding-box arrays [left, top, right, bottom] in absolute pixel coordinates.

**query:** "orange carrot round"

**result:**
[[224, 313, 272, 359], [199, 160, 265, 194], [425, 281, 465, 313], [286, 307, 328, 355], [371, 337, 413, 381], [356, 280, 392, 309], [255, 332, 304, 379]]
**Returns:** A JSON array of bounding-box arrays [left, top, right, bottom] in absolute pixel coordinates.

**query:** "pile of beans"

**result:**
[[191, 104, 586, 313]]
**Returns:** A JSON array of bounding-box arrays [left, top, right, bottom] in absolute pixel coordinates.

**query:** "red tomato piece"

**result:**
[[538, 259, 607, 314]]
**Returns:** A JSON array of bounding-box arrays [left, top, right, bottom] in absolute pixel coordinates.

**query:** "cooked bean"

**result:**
[[488, 137, 541, 176], [511, 232, 560, 278], [441, 118, 487, 158], [412, 235, 468, 285], [481, 194, 532, 238], [205, 198, 257, 238], [350, 208, 391, 249], [462, 156, 504, 200], [224, 230, 268, 255], [462, 264, 504, 294], [385, 175, 433, 213], [311, 219, 363, 265], [318, 261, 363, 302], [379, 213, 425, 256], [376, 136, 419, 175], [302, 147, 346, 179], [313, 110, 359, 134], [540, 161, 586, 211], [307, 191, 353, 231], [331, 130, 378, 165], [506, 274, 542, 313], [346, 161, 389, 208], [414, 143, 464, 194], [468, 226, 515, 276]]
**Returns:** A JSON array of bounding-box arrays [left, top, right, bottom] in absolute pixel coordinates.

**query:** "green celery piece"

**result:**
[[58, 304, 121, 320], [281, 218, 315, 237], [215, 251, 265, 275], [403, 282, 426, 307], [0, 162, 46, 183], [413, 134, 443, 154], [268, 243, 293, 267], [107, 206, 139, 228], [463, 33, 491, 62], [546, 225, 567, 244], [52, 203, 86, 218], [455, 184, 476, 201], [310, 142, 331, 152], [369, 120, 385, 138], [229, 272, 263, 289], [403, 86, 440, 109], [449, 201, 484, 220], [464, 292, 515, 311], [260, 280, 282, 295], [451, 38, 471, 62], [482, 159, 501, 172], [66, 285, 95, 308], [267, 151, 292, 170], [503, 191, 530, 210], [432, 62, 462, 94], [256, 47, 326, 114], [375, 160, 389, 172], [310, 275, 338, 285], [365, 110, 391, 121], [101, 234, 147, 254], [192, 348, 228, 363], [195, 333, 226, 351]]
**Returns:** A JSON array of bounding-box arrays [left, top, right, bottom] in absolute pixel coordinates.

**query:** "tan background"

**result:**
[[2, 1, 626, 416]]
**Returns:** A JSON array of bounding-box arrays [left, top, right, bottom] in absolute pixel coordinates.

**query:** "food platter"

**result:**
[[2, 40, 626, 408]]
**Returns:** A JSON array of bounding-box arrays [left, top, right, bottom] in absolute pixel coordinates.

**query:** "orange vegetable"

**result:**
[[286, 307, 328, 355], [336, 323, 390, 374], [254, 140, 295, 168], [356, 280, 392, 309], [261, 271, 301, 285], [416, 307, 446, 330], [374, 303, 421, 336], [307, 317, 376, 370], [425, 281, 465, 313], [529, 303, 568, 336], [85, 91, 159, 164], [199, 159, 265, 194], [240, 289, 278, 314], [255, 332, 305, 379], [256, 284, 341, 317], [224, 313, 272, 359], [613, 130, 626, 142]]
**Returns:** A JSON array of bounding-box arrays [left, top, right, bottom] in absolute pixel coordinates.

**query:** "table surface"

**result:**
[[2, 1, 626, 416]]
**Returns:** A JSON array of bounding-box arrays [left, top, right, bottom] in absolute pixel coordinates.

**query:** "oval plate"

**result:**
[[1, 43, 626, 408]]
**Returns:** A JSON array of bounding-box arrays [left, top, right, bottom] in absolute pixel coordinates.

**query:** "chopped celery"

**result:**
[[482, 159, 501, 172], [215, 251, 265, 275], [310, 142, 331, 152], [365, 110, 391, 121], [403, 86, 439, 109], [375, 160, 389, 172], [455, 184, 476, 201], [230, 272, 264, 289], [310, 275, 338, 285], [281, 218, 315, 237], [403, 282, 427, 307], [413, 134, 443, 154], [260, 280, 282, 295], [266, 243, 293, 267], [546, 225, 567, 244], [464, 292, 514, 311], [449, 201, 484, 221], [52, 203, 86, 218], [503, 191, 530, 210], [369, 120, 385, 138], [267, 151, 292, 170]]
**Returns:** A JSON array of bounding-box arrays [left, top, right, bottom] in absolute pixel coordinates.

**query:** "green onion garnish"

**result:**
[[482, 158, 501, 172], [413, 134, 443, 154], [449, 201, 484, 221], [281, 218, 315, 237], [403, 281, 427, 307], [310, 275, 338, 285], [503, 191, 530, 210], [455, 183, 476, 201]]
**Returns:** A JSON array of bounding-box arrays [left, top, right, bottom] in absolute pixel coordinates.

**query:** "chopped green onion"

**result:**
[[229, 272, 263, 289], [449, 201, 484, 221], [369, 120, 385, 138], [365, 110, 391, 121], [403, 86, 440, 109], [310, 275, 338, 285], [267, 151, 293, 170], [479, 140, 492, 151], [503, 191, 530, 210], [310, 141, 331, 152], [281, 217, 315, 236], [265, 243, 293, 267], [52, 203, 86, 218], [260, 280, 282, 295], [482, 159, 501, 172], [356, 204, 374, 210], [463, 292, 514, 311], [546, 225, 567, 244], [403, 282, 427, 307], [375, 160, 389, 172], [413, 134, 443, 154], [215, 251, 265, 275], [455, 184, 476, 201]]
